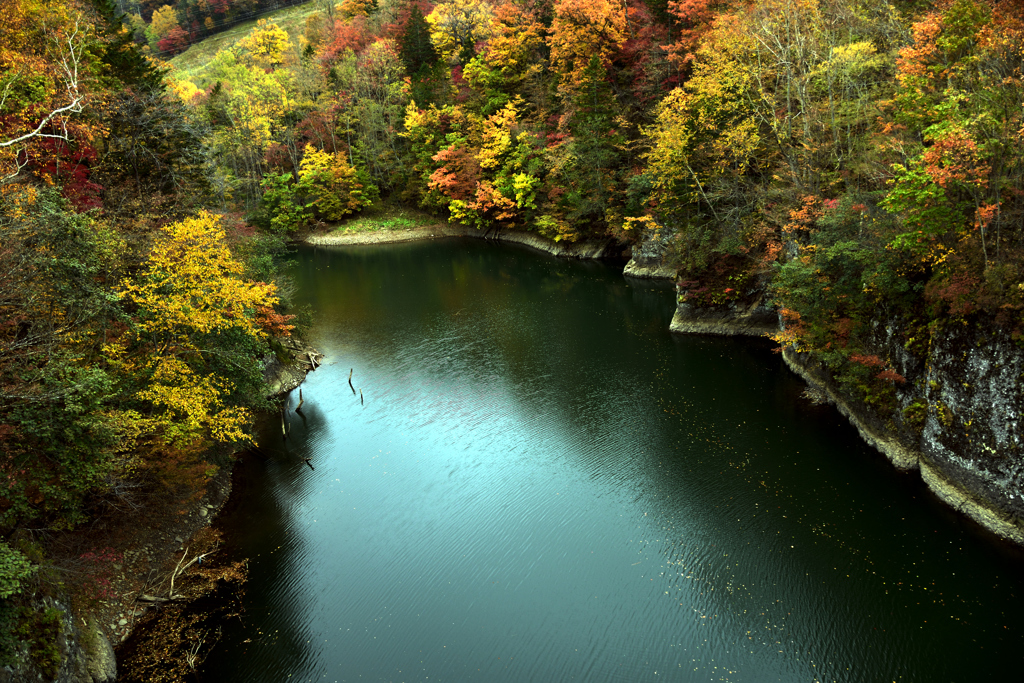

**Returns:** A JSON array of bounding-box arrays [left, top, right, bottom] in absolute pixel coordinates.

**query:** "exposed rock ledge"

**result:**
[[306, 224, 615, 259], [622, 223, 677, 280], [263, 338, 323, 397], [783, 346, 1024, 546], [669, 300, 778, 337], [623, 260, 677, 280]]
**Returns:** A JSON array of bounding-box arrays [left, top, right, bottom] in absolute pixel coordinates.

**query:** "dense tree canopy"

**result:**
[[0, 0, 289, 620]]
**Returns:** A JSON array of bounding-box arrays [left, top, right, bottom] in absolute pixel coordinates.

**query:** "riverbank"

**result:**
[[109, 343, 323, 682], [305, 214, 618, 260], [193, 240, 1024, 681], [0, 341, 326, 683], [782, 338, 1024, 547], [10, 459, 238, 683]]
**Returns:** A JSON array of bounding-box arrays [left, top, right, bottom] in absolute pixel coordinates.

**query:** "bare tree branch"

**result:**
[[0, 20, 86, 182]]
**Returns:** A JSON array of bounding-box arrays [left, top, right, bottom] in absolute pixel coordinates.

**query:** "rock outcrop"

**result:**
[[783, 319, 1024, 544], [623, 226, 677, 280], [669, 299, 778, 337], [0, 600, 117, 683], [264, 339, 324, 397]]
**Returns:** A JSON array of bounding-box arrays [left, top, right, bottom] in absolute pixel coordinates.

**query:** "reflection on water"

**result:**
[[204, 238, 1024, 682]]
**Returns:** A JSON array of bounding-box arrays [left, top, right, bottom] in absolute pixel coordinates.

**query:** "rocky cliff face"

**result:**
[[784, 319, 1024, 545], [623, 226, 678, 280], [629, 228, 1024, 545], [0, 599, 116, 683]]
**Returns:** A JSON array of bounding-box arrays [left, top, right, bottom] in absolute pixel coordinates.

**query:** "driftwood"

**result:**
[[168, 548, 209, 600], [295, 387, 304, 412], [348, 368, 355, 394], [136, 547, 212, 603]]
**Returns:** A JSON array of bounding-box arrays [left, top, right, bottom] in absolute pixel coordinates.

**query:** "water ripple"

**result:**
[[202, 242, 1024, 683]]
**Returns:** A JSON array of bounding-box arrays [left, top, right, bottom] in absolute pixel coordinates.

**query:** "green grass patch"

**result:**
[[167, 2, 319, 88], [332, 206, 443, 234]]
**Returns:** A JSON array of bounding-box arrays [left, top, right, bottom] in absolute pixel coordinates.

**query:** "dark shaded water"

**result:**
[[204, 239, 1024, 682]]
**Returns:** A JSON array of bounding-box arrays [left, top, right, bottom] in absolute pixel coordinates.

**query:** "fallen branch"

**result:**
[[185, 636, 204, 670], [168, 547, 211, 600], [134, 547, 212, 603]]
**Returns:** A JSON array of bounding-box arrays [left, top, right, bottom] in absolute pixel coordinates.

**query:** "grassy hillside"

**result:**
[[167, 1, 319, 88]]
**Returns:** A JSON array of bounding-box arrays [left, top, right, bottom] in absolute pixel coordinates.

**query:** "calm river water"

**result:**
[[203, 238, 1024, 682]]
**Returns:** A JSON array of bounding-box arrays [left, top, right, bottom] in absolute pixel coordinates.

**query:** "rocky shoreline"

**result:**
[[4, 462, 239, 683], [306, 224, 617, 259], [781, 329, 1024, 547], [264, 338, 324, 397]]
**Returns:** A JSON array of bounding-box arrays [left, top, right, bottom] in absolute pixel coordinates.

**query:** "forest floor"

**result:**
[[36, 459, 238, 683]]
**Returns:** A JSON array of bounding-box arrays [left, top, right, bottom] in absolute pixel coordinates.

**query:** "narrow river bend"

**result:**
[[203, 238, 1024, 682]]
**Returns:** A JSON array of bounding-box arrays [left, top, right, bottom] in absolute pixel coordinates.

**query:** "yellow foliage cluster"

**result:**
[[117, 211, 279, 448], [426, 0, 496, 64], [150, 4, 180, 40], [137, 358, 250, 448], [119, 211, 278, 343], [477, 98, 521, 170], [548, 0, 626, 93], [237, 19, 291, 69], [298, 144, 371, 220]]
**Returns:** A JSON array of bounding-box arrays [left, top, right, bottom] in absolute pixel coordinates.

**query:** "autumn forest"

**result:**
[[1, 0, 1024, 672]]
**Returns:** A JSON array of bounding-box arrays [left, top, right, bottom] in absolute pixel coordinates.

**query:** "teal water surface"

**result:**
[[202, 238, 1024, 682]]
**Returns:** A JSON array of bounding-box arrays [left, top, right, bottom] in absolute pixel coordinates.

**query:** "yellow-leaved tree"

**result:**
[[237, 18, 291, 70], [149, 5, 180, 44], [426, 0, 496, 65], [297, 144, 375, 221], [117, 211, 279, 454]]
